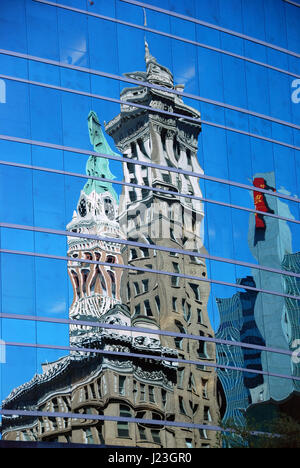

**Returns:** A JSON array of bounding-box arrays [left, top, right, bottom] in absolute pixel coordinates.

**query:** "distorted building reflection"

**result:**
[[216, 276, 265, 427], [1, 42, 220, 447], [216, 172, 300, 426], [105, 40, 219, 448]]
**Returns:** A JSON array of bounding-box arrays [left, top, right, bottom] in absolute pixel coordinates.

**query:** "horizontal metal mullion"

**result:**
[[1, 247, 300, 301], [0, 132, 299, 206], [32, 0, 300, 79], [1, 158, 299, 226], [119, 0, 300, 59], [0, 311, 295, 358], [283, 0, 300, 7], [2, 72, 300, 152], [2, 339, 299, 382], [0, 409, 222, 433], [2, 221, 300, 281]]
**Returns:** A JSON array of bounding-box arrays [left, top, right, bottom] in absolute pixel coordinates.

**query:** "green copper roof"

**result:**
[[83, 111, 120, 200]]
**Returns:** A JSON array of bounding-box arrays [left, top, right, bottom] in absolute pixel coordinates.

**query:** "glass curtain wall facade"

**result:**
[[0, 0, 299, 448]]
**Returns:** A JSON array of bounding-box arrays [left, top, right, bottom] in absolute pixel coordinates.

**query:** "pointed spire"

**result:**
[[84, 111, 119, 200], [145, 39, 151, 63], [143, 7, 151, 65], [144, 40, 174, 88], [88, 111, 120, 158], [144, 39, 156, 66]]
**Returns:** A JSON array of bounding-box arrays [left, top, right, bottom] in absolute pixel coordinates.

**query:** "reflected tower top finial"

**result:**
[[142, 7, 173, 87], [143, 7, 152, 64], [144, 39, 155, 65], [144, 39, 150, 63], [144, 43, 174, 88]]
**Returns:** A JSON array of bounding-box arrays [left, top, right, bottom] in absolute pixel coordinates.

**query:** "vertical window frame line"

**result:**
[[24, 0, 39, 380]]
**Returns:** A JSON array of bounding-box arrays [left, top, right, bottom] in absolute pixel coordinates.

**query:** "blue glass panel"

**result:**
[[0, 0, 28, 54], [26, 1, 60, 61]]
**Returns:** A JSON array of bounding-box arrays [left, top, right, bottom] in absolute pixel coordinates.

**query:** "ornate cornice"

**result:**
[[2, 316, 177, 410]]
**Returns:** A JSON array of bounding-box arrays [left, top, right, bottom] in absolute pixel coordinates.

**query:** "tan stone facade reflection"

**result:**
[[106, 42, 220, 447]]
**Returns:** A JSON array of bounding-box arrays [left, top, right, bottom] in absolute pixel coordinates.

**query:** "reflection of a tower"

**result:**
[[66, 111, 123, 343], [105, 42, 219, 447]]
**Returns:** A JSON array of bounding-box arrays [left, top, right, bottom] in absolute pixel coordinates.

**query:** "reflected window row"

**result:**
[[4, 411, 213, 448], [2, 223, 300, 298]]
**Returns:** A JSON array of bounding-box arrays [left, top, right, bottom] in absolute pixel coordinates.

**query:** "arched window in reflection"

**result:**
[[190, 401, 199, 415], [188, 373, 197, 393], [198, 331, 208, 359], [101, 273, 107, 297], [149, 386, 155, 403], [130, 248, 138, 260], [84, 252, 93, 261], [175, 321, 186, 350], [90, 268, 97, 294], [144, 299, 153, 317], [107, 270, 116, 298], [71, 270, 80, 299], [81, 269, 90, 295], [106, 255, 116, 264], [179, 396, 187, 415], [151, 429, 161, 445]]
